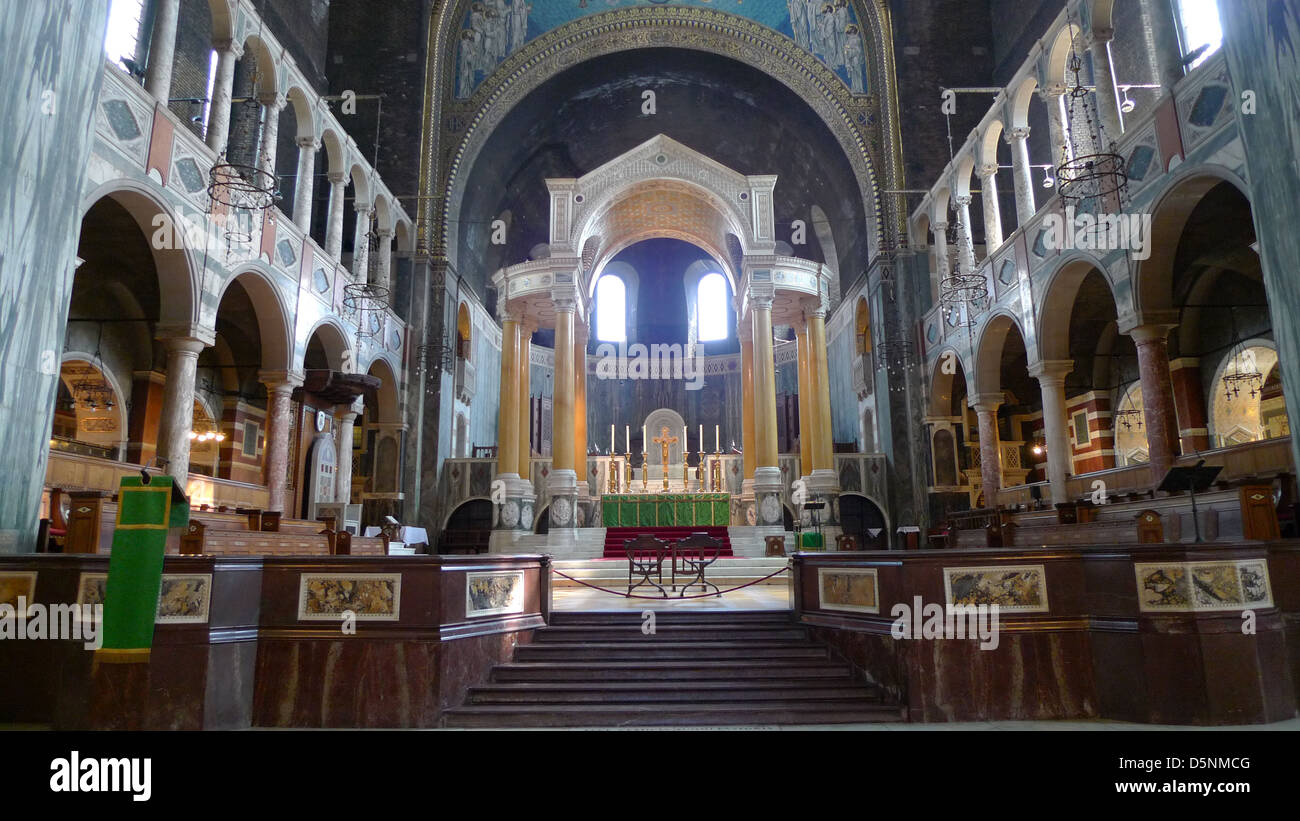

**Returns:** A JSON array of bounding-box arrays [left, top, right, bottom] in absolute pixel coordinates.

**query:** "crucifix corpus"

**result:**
[[653, 426, 678, 491]]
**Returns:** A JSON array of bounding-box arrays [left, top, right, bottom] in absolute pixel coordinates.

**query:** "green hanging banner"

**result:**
[[95, 475, 189, 663]]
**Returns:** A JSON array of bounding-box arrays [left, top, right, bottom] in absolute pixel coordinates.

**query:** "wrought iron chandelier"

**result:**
[[1055, 17, 1128, 208], [1115, 408, 1143, 431], [1222, 309, 1262, 402]]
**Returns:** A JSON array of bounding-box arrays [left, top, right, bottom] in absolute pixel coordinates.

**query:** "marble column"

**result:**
[[258, 94, 285, 178], [156, 336, 208, 485], [741, 330, 756, 485], [953, 195, 976, 274], [807, 304, 838, 497], [143, 0, 181, 102], [1089, 29, 1124, 139], [548, 296, 578, 529], [1040, 84, 1071, 170], [978, 164, 1004, 251], [930, 220, 950, 297], [325, 171, 348, 260], [1030, 360, 1074, 506], [517, 321, 533, 479], [751, 290, 783, 525], [496, 312, 520, 479], [1129, 324, 1181, 486], [205, 40, 242, 155], [1170, 357, 1211, 452], [574, 324, 589, 489], [334, 403, 360, 505], [352, 204, 373, 280], [1004, 127, 1037, 226], [258, 371, 302, 513], [970, 393, 1004, 508], [795, 320, 813, 479], [291, 137, 319, 231], [375, 229, 394, 291]]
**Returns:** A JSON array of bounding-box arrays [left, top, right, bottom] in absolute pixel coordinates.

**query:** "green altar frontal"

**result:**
[[601, 494, 730, 527]]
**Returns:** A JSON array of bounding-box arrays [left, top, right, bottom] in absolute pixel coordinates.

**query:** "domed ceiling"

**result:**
[[455, 46, 871, 300]]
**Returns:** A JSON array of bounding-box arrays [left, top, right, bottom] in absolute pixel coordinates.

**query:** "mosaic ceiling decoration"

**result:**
[[455, 0, 872, 98]]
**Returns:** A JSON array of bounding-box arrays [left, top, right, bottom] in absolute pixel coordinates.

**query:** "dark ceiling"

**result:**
[[456, 47, 871, 303]]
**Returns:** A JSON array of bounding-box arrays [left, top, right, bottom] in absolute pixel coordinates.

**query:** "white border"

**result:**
[[297, 572, 402, 621], [817, 567, 880, 614], [943, 564, 1050, 613], [465, 570, 525, 618]]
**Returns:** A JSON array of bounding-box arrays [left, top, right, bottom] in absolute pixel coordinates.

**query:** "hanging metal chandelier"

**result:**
[[1222, 308, 1263, 402], [1055, 19, 1128, 208]]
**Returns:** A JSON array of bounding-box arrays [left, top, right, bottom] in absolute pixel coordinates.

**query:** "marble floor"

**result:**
[[551, 583, 791, 610]]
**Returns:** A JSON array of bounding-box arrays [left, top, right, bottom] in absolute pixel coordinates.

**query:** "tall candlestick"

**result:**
[[699, 424, 703, 455], [715, 425, 720, 453], [683, 425, 687, 455], [625, 426, 629, 454], [643, 424, 647, 451], [611, 424, 615, 455]]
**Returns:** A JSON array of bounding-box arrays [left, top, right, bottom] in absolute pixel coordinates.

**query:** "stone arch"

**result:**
[[979, 120, 1005, 169], [442, 497, 493, 532], [1131, 165, 1252, 320], [855, 297, 871, 355], [1089, 0, 1116, 32], [302, 317, 353, 373], [218, 266, 294, 372], [592, 261, 639, 342], [320, 128, 347, 176], [240, 34, 280, 97], [1044, 20, 1084, 88], [284, 84, 316, 140], [395, 219, 414, 254], [78, 181, 201, 329], [207, 0, 235, 42], [928, 346, 971, 416], [837, 491, 891, 548], [432, 7, 884, 264], [973, 311, 1029, 397], [1035, 252, 1121, 361], [365, 357, 401, 423], [349, 163, 372, 210], [456, 302, 472, 361], [58, 352, 130, 454], [952, 154, 977, 200], [373, 194, 394, 232], [1009, 75, 1038, 130]]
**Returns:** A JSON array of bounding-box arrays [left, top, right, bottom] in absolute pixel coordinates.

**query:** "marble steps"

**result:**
[[534, 625, 810, 642], [513, 640, 829, 662], [443, 609, 900, 726], [443, 702, 902, 728], [465, 681, 881, 705]]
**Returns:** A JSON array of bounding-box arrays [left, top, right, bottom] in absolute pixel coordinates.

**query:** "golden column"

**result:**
[[496, 312, 520, 477], [751, 293, 779, 471], [796, 320, 813, 478], [741, 330, 756, 482], [807, 305, 834, 472], [574, 322, 589, 486], [517, 321, 533, 479], [552, 306, 575, 474]]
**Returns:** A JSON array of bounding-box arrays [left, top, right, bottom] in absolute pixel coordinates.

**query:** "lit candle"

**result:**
[[625, 426, 630, 454], [683, 426, 687, 454], [715, 425, 720, 453], [611, 424, 615, 454], [643, 424, 647, 452], [699, 424, 703, 454]]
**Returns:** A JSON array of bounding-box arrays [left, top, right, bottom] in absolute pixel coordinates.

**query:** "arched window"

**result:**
[[596, 275, 626, 343], [697, 273, 728, 342], [1176, 0, 1222, 70]]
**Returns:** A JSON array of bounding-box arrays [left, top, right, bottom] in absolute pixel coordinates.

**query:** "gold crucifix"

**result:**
[[653, 426, 677, 491]]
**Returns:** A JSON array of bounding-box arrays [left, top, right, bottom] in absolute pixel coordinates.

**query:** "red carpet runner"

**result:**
[[601, 526, 733, 559]]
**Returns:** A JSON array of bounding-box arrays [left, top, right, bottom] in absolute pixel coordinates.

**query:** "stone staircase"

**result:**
[[443, 610, 903, 727]]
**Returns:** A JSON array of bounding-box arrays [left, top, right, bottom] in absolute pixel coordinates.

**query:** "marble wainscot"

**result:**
[[793, 542, 1298, 725]]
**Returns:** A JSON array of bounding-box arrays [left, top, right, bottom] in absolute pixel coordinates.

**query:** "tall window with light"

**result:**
[[104, 0, 147, 71], [1175, 0, 1222, 71], [697, 273, 728, 342], [596, 275, 626, 343]]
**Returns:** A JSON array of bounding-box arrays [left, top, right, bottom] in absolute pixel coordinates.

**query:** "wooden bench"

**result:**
[[179, 520, 386, 556], [952, 510, 1164, 547]]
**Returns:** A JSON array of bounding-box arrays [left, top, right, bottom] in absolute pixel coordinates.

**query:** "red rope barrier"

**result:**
[[550, 566, 789, 600]]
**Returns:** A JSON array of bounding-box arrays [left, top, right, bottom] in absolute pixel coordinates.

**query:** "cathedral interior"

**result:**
[[3, 0, 1300, 734]]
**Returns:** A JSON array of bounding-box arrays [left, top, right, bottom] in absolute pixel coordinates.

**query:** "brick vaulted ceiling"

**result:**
[[455, 47, 869, 301]]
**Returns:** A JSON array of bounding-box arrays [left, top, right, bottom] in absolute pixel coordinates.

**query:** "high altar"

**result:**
[[601, 493, 730, 527]]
